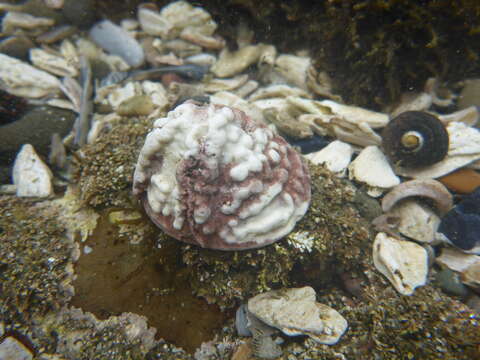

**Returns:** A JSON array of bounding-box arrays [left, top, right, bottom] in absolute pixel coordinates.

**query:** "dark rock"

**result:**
[[62, 0, 96, 28], [0, 36, 35, 61], [435, 268, 469, 297], [0, 166, 10, 184], [0, 106, 75, 166], [438, 187, 480, 254], [285, 134, 330, 154], [0, 90, 29, 126]]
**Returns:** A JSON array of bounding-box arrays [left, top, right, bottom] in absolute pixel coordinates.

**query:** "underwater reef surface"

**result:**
[[1, 114, 479, 359]]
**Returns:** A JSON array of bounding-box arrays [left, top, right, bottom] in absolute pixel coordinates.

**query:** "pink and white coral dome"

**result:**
[[133, 102, 311, 250]]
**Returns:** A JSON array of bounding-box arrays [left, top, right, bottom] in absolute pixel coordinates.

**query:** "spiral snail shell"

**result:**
[[381, 111, 449, 167]]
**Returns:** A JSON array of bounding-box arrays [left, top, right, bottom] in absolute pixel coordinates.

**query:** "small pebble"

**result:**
[[438, 187, 480, 254], [435, 268, 469, 297], [116, 95, 155, 117], [285, 134, 330, 154], [438, 168, 480, 194]]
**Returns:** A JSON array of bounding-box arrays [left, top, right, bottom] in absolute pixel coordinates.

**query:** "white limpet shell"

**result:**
[[133, 102, 310, 250], [348, 146, 400, 195], [373, 232, 428, 296], [397, 122, 480, 179], [247, 287, 347, 345], [0, 53, 61, 98], [29, 48, 78, 77], [388, 199, 441, 244], [12, 144, 53, 198], [305, 140, 354, 177]]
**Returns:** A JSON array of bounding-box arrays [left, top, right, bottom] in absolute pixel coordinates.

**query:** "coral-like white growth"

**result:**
[[133, 102, 311, 250]]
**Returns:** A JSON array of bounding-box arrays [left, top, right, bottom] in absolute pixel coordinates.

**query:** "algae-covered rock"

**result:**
[[72, 116, 153, 208]]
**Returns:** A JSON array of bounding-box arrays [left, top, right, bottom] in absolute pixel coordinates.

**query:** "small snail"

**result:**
[[381, 111, 449, 167]]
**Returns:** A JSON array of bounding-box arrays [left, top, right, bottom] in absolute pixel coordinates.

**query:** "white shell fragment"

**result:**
[[248, 84, 311, 101], [373, 232, 428, 295], [30, 48, 78, 77], [319, 100, 389, 129], [138, 1, 217, 41], [2, 11, 54, 34], [289, 97, 384, 147], [90, 20, 145, 67], [0, 53, 60, 98], [305, 140, 354, 177], [388, 200, 441, 244], [436, 248, 480, 273], [274, 54, 311, 90], [247, 287, 347, 345], [0, 336, 33, 360], [211, 44, 268, 78], [436, 248, 480, 291], [389, 92, 433, 117], [12, 144, 53, 198], [348, 146, 400, 195], [437, 106, 479, 126]]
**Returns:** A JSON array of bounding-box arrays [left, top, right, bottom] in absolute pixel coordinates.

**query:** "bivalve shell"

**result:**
[[348, 146, 400, 195], [373, 232, 428, 295], [247, 287, 347, 345]]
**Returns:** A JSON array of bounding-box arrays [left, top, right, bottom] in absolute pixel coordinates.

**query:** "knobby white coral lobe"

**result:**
[[133, 102, 311, 250]]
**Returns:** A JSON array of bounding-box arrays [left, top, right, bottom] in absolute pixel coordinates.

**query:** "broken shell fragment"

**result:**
[[305, 140, 353, 177], [388, 199, 441, 244], [247, 287, 347, 345], [381, 179, 453, 216], [348, 145, 400, 195], [382, 111, 449, 167], [373, 232, 428, 295], [133, 102, 311, 250], [138, 1, 217, 40], [211, 44, 267, 78], [0, 53, 60, 98], [12, 144, 53, 198], [29, 48, 78, 77]]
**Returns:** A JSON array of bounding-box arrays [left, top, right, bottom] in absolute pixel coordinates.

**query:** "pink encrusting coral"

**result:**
[[133, 102, 311, 250]]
